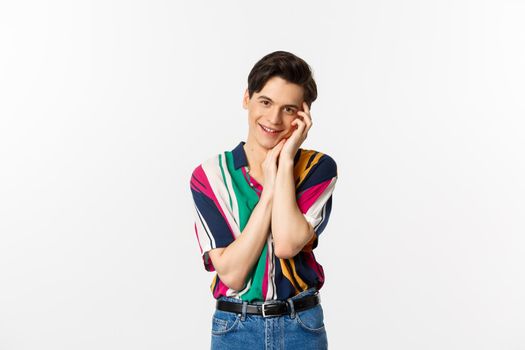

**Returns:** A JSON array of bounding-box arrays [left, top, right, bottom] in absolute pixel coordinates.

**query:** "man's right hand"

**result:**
[[261, 139, 286, 200]]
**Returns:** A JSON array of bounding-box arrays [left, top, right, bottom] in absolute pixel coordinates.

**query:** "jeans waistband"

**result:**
[[216, 287, 319, 305]]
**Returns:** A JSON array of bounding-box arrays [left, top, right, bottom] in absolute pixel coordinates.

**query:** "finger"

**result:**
[[273, 139, 285, 149], [295, 118, 310, 139], [302, 101, 309, 113], [265, 146, 278, 160], [294, 118, 306, 132], [299, 112, 312, 131], [298, 110, 312, 125], [268, 139, 284, 158], [273, 138, 285, 148], [273, 139, 286, 154], [305, 116, 313, 132], [274, 140, 285, 157], [305, 111, 312, 125]]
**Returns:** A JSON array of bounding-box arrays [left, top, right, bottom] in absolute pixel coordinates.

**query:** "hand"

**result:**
[[280, 101, 313, 162], [261, 138, 286, 200]]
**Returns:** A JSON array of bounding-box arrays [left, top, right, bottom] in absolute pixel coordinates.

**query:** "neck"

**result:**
[[243, 138, 269, 174]]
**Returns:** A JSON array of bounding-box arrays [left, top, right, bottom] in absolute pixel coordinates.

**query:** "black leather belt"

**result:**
[[216, 292, 320, 318]]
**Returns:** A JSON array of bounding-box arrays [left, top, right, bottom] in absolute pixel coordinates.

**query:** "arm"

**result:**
[[270, 101, 315, 259], [208, 192, 272, 291], [271, 158, 315, 259], [207, 140, 285, 291]]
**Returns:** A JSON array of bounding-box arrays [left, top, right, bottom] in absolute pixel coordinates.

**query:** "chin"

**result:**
[[255, 136, 279, 149]]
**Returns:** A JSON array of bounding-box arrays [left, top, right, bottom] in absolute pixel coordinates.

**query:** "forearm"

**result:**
[[216, 193, 272, 290], [271, 159, 312, 258]]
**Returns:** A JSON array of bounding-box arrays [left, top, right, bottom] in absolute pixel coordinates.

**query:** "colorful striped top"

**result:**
[[190, 141, 338, 302]]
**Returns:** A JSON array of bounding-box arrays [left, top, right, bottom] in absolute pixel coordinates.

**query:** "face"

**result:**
[[242, 76, 304, 150]]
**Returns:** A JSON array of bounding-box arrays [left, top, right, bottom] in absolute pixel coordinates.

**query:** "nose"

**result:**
[[267, 107, 283, 125]]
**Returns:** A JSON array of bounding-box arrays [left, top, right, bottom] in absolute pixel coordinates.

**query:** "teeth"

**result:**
[[261, 124, 279, 133]]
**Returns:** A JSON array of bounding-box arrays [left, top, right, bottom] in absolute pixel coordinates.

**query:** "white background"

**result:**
[[1, 1, 524, 349]]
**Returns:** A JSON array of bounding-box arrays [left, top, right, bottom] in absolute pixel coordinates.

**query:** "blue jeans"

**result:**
[[210, 287, 328, 349]]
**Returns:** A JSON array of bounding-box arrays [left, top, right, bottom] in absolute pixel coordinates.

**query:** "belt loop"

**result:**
[[286, 297, 296, 319], [240, 301, 247, 321]]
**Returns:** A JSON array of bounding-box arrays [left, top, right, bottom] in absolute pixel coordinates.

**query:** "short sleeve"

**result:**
[[296, 154, 338, 250], [190, 165, 236, 272]]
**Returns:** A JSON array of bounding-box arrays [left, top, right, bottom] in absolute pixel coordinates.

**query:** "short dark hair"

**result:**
[[247, 51, 318, 109]]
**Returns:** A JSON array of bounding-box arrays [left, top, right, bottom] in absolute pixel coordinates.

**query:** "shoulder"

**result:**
[[296, 147, 337, 177], [189, 152, 223, 183], [295, 148, 337, 191]]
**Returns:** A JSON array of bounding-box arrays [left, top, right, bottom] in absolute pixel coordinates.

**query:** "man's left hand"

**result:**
[[280, 101, 313, 162]]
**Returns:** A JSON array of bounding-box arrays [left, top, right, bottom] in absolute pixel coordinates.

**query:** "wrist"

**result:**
[[260, 189, 273, 203], [278, 157, 294, 168]]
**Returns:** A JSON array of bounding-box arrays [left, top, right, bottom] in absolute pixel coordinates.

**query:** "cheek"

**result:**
[[284, 119, 295, 130], [282, 128, 294, 138]]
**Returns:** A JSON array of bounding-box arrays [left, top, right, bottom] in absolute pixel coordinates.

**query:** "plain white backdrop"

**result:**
[[1, 0, 524, 349]]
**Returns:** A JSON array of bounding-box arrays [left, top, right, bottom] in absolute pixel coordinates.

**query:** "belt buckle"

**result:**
[[261, 301, 280, 318]]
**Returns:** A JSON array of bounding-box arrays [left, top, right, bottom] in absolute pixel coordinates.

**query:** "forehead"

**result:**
[[255, 76, 303, 105]]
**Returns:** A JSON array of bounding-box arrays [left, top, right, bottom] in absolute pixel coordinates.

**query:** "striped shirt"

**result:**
[[190, 141, 338, 302]]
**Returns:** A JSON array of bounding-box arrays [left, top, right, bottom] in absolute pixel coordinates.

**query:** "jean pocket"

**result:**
[[294, 304, 326, 333], [211, 309, 241, 335]]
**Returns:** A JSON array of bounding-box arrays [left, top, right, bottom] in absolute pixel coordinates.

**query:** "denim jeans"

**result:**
[[210, 287, 328, 349]]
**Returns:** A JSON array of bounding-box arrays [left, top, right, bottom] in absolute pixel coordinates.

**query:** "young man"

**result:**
[[190, 50, 338, 349]]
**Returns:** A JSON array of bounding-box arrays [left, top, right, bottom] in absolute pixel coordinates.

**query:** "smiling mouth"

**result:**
[[259, 123, 282, 134]]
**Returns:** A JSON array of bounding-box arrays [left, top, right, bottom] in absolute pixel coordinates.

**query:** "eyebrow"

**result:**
[[257, 95, 299, 109]]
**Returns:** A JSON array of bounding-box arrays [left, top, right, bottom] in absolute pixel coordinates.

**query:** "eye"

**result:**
[[285, 107, 296, 114], [261, 100, 270, 106]]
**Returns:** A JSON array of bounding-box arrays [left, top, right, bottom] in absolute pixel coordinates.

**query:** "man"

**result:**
[[190, 50, 338, 349]]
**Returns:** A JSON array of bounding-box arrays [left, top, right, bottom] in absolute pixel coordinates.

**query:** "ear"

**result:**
[[242, 88, 249, 109]]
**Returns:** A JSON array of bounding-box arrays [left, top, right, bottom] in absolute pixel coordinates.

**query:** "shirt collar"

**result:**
[[232, 141, 248, 170]]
